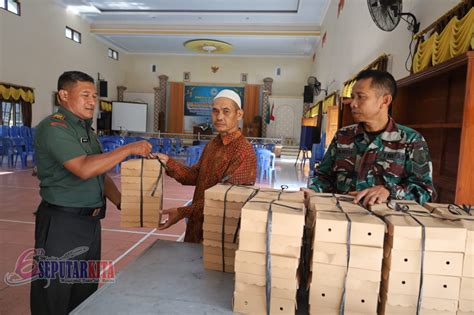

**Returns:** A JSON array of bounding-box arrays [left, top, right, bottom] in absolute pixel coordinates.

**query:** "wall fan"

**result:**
[[367, 0, 420, 33], [307, 76, 327, 97]]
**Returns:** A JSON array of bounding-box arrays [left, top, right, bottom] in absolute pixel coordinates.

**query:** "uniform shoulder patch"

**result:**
[[51, 113, 65, 120], [50, 121, 68, 128]]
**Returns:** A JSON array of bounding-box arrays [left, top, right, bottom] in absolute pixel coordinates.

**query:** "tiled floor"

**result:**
[[0, 157, 309, 314]]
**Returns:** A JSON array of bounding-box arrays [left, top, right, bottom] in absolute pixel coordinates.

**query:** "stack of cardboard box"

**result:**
[[424, 203, 473, 315], [202, 184, 258, 273], [233, 189, 305, 314], [120, 159, 163, 228], [371, 200, 467, 314], [308, 193, 385, 314]]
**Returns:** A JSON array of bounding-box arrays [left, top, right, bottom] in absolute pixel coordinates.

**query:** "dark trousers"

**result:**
[[30, 202, 102, 315]]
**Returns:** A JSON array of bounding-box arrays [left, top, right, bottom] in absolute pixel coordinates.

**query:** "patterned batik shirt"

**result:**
[[166, 129, 257, 243], [310, 117, 436, 204]]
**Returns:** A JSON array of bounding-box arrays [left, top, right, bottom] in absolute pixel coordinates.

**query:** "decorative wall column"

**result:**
[[261, 77, 273, 137], [157, 75, 168, 132], [117, 86, 127, 101]]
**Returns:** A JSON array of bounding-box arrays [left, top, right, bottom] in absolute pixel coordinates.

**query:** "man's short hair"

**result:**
[[355, 69, 397, 101], [57, 71, 94, 91]]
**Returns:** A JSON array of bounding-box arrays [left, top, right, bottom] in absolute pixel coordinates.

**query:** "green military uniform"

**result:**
[[31, 107, 105, 315], [310, 117, 436, 204], [35, 107, 104, 207]]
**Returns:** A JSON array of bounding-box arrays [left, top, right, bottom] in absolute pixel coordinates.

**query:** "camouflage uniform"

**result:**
[[309, 117, 436, 204]]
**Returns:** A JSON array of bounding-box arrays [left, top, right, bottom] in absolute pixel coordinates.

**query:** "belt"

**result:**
[[37, 200, 106, 219]]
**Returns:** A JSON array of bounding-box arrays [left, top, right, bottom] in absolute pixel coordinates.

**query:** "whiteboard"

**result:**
[[111, 101, 148, 133]]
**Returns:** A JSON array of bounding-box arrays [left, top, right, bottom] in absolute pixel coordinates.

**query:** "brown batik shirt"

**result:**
[[166, 129, 257, 243]]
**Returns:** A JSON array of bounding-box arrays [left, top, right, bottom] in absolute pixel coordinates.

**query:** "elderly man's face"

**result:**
[[211, 97, 243, 135], [350, 78, 389, 123]]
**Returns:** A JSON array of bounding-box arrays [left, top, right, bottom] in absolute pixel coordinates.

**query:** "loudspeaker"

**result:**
[[99, 80, 108, 97], [304, 85, 314, 103]]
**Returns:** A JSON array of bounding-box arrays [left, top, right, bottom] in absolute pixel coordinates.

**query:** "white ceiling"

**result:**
[[58, 0, 330, 56]]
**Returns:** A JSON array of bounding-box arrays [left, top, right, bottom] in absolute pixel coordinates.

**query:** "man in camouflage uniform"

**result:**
[[309, 70, 436, 206]]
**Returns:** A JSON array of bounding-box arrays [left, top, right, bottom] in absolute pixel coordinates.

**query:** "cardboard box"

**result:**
[[463, 255, 473, 277], [203, 245, 236, 258], [253, 189, 305, 203], [203, 260, 234, 273], [312, 263, 380, 292], [382, 269, 420, 296], [371, 203, 467, 252], [381, 288, 459, 312], [203, 230, 236, 243], [309, 284, 378, 313], [205, 184, 258, 204], [383, 246, 421, 273], [458, 299, 474, 312], [202, 239, 238, 250], [204, 215, 239, 226], [235, 281, 296, 300], [381, 304, 457, 315], [460, 277, 474, 301], [120, 159, 163, 228], [233, 291, 295, 314], [239, 231, 302, 258], [235, 272, 298, 291], [423, 251, 464, 277], [423, 274, 461, 300], [203, 206, 242, 218], [234, 250, 299, 280], [314, 211, 385, 247], [312, 241, 383, 271], [203, 222, 238, 235]]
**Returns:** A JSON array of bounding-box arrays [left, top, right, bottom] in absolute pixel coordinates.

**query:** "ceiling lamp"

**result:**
[[184, 39, 233, 54]]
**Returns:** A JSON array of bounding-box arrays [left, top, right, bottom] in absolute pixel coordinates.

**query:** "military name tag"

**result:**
[[80, 137, 89, 143]]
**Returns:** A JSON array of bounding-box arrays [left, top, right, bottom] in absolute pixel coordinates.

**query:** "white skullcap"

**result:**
[[214, 89, 241, 108]]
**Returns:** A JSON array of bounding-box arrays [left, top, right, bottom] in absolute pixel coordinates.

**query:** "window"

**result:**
[[108, 48, 119, 60], [1, 0, 20, 15], [1, 101, 23, 126], [65, 26, 81, 43]]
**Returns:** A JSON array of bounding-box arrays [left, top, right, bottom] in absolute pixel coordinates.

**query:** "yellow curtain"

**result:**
[[323, 94, 335, 113], [342, 80, 356, 98], [309, 101, 322, 118], [0, 84, 35, 103], [100, 100, 112, 112], [413, 7, 474, 73]]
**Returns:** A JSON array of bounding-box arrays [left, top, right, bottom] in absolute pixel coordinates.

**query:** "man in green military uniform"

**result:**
[[31, 71, 152, 315], [309, 70, 436, 206]]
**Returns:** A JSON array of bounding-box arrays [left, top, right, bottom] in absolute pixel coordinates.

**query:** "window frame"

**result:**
[[65, 26, 81, 44], [1, 101, 23, 127], [108, 48, 119, 60], [1, 0, 21, 15]]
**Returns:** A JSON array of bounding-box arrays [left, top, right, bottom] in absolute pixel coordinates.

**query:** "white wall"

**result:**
[[123, 92, 155, 132], [1, 0, 127, 126], [311, 0, 459, 102], [124, 54, 312, 97], [267, 96, 304, 143]]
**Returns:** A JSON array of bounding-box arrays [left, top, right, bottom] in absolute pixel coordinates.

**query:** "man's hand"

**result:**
[[159, 208, 181, 230], [349, 185, 390, 207], [124, 140, 152, 157]]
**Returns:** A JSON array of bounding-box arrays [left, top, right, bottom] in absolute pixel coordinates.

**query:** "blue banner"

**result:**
[[183, 85, 244, 132]]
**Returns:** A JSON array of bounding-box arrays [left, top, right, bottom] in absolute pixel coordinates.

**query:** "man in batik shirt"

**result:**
[[310, 70, 436, 206], [155, 90, 257, 243]]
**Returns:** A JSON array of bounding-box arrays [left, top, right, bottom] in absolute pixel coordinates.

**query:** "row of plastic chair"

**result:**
[[0, 125, 34, 138], [252, 143, 275, 153]]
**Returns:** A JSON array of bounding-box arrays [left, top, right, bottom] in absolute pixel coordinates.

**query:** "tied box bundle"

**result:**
[[307, 192, 385, 315], [370, 200, 468, 315], [233, 189, 306, 315], [120, 159, 163, 228], [424, 203, 473, 315], [202, 184, 259, 273]]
